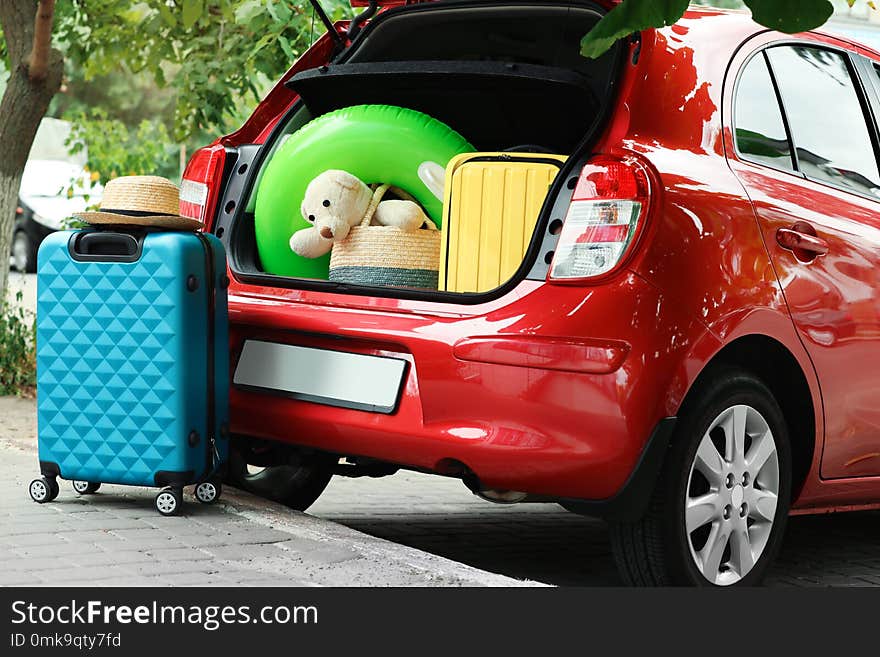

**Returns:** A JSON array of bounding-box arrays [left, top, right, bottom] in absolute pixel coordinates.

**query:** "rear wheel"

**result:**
[[610, 368, 791, 586], [11, 230, 36, 273], [226, 445, 335, 511]]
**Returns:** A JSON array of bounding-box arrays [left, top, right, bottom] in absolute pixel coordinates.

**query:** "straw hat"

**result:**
[[74, 175, 202, 230]]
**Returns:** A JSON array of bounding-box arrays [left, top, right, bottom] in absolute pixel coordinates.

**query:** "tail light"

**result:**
[[180, 144, 226, 228], [549, 155, 651, 283]]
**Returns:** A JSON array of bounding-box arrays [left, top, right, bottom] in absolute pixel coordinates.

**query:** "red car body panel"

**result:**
[[229, 272, 706, 500], [201, 6, 880, 513]]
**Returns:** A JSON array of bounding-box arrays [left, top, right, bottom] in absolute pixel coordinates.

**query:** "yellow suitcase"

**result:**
[[440, 152, 567, 293]]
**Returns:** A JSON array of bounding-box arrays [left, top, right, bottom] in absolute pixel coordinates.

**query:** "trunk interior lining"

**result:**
[[225, 2, 621, 302], [287, 60, 599, 153]]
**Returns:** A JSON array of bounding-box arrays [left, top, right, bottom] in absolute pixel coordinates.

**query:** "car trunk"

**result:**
[[226, 1, 624, 302]]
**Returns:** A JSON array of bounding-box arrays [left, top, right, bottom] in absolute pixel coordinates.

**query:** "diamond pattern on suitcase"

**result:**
[[37, 241, 183, 486]]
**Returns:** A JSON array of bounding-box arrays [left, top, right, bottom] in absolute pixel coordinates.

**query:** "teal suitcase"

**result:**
[[29, 228, 229, 516]]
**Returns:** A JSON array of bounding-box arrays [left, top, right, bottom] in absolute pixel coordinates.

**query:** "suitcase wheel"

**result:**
[[155, 487, 183, 516], [72, 481, 101, 495], [29, 477, 59, 504], [195, 480, 222, 505]]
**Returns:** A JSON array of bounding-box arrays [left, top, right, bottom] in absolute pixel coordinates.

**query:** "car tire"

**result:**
[[609, 366, 792, 586], [11, 230, 36, 273], [225, 446, 335, 511]]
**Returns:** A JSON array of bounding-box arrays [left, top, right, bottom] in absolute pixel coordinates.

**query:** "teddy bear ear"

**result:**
[[335, 170, 365, 191]]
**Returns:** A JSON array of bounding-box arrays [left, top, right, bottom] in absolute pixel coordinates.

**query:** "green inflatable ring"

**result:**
[[254, 105, 474, 279]]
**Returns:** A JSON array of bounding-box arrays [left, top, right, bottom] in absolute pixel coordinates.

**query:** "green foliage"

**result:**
[[65, 108, 178, 185], [580, 0, 689, 60], [0, 296, 36, 397], [52, 68, 177, 137], [55, 1, 351, 141], [745, 0, 835, 33], [582, 0, 857, 58], [2, 1, 352, 140]]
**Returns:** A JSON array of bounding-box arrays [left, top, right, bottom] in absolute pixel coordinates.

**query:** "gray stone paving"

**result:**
[[311, 460, 880, 587], [0, 398, 532, 587], [5, 392, 880, 586]]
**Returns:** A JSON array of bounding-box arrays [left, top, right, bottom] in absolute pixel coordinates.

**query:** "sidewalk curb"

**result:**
[[220, 487, 543, 587]]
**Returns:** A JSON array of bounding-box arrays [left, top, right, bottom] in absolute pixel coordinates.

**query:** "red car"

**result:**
[[181, 1, 880, 586]]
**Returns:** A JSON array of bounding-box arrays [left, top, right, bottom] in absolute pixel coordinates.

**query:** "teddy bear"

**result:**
[[289, 170, 430, 258]]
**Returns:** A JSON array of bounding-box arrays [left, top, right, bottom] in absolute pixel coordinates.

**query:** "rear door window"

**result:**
[[766, 45, 880, 197], [734, 53, 795, 171]]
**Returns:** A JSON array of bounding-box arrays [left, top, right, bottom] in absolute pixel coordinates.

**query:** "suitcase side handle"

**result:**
[[68, 231, 144, 262]]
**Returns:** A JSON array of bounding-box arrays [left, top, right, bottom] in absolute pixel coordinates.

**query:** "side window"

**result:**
[[767, 45, 880, 197], [734, 53, 795, 171]]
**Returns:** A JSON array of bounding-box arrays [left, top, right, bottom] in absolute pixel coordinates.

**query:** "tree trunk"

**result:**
[[0, 1, 63, 297]]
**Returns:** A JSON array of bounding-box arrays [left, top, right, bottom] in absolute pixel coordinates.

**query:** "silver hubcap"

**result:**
[[686, 404, 779, 586], [157, 492, 177, 513], [74, 481, 88, 493], [196, 483, 216, 502], [30, 480, 47, 500]]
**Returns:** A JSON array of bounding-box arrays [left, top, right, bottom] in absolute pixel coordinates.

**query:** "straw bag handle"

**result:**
[[360, 184, 391, 227], [360, 184, 438, 230]]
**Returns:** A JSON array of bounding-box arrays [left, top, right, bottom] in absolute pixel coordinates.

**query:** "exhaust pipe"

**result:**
[[451, 462, 533, 505], [475, 489, 529, 504]]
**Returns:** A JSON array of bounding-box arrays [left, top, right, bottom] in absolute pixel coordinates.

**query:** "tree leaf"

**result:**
[[182, 0, 203, 31], [157, 4, 177, 28], [154, 64, 166, 87], [278, 35, 296, 61], [235, 0, 265, 26], [581, 0, 689, 59], [249, 32, 277, 59], [743, 0, 834, 34], [268, 1, 293, 25]]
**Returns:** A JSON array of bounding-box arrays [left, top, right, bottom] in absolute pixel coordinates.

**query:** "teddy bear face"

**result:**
[[300, 170, 373, 243]]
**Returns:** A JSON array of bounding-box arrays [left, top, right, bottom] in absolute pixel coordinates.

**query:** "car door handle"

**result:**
[[776, 227, 829, 258]]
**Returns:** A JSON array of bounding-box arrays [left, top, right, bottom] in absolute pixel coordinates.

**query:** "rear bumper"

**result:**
[[227, 274, 699, 503]]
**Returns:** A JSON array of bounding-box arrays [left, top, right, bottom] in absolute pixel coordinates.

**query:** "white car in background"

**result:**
[[11, 119, 101, 272]]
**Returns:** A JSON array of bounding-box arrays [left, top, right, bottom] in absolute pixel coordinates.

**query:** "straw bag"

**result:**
[[329, 184, 441, 289]]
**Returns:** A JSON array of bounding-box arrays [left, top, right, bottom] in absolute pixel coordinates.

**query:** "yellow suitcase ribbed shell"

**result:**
[[439, 152, 567, 293]]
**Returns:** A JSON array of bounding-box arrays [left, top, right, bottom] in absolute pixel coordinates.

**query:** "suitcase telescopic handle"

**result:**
[[69, 231, 143, 262]]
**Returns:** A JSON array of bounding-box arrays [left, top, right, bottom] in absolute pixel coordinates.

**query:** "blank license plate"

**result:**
[[233, 340, 407, 414]]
